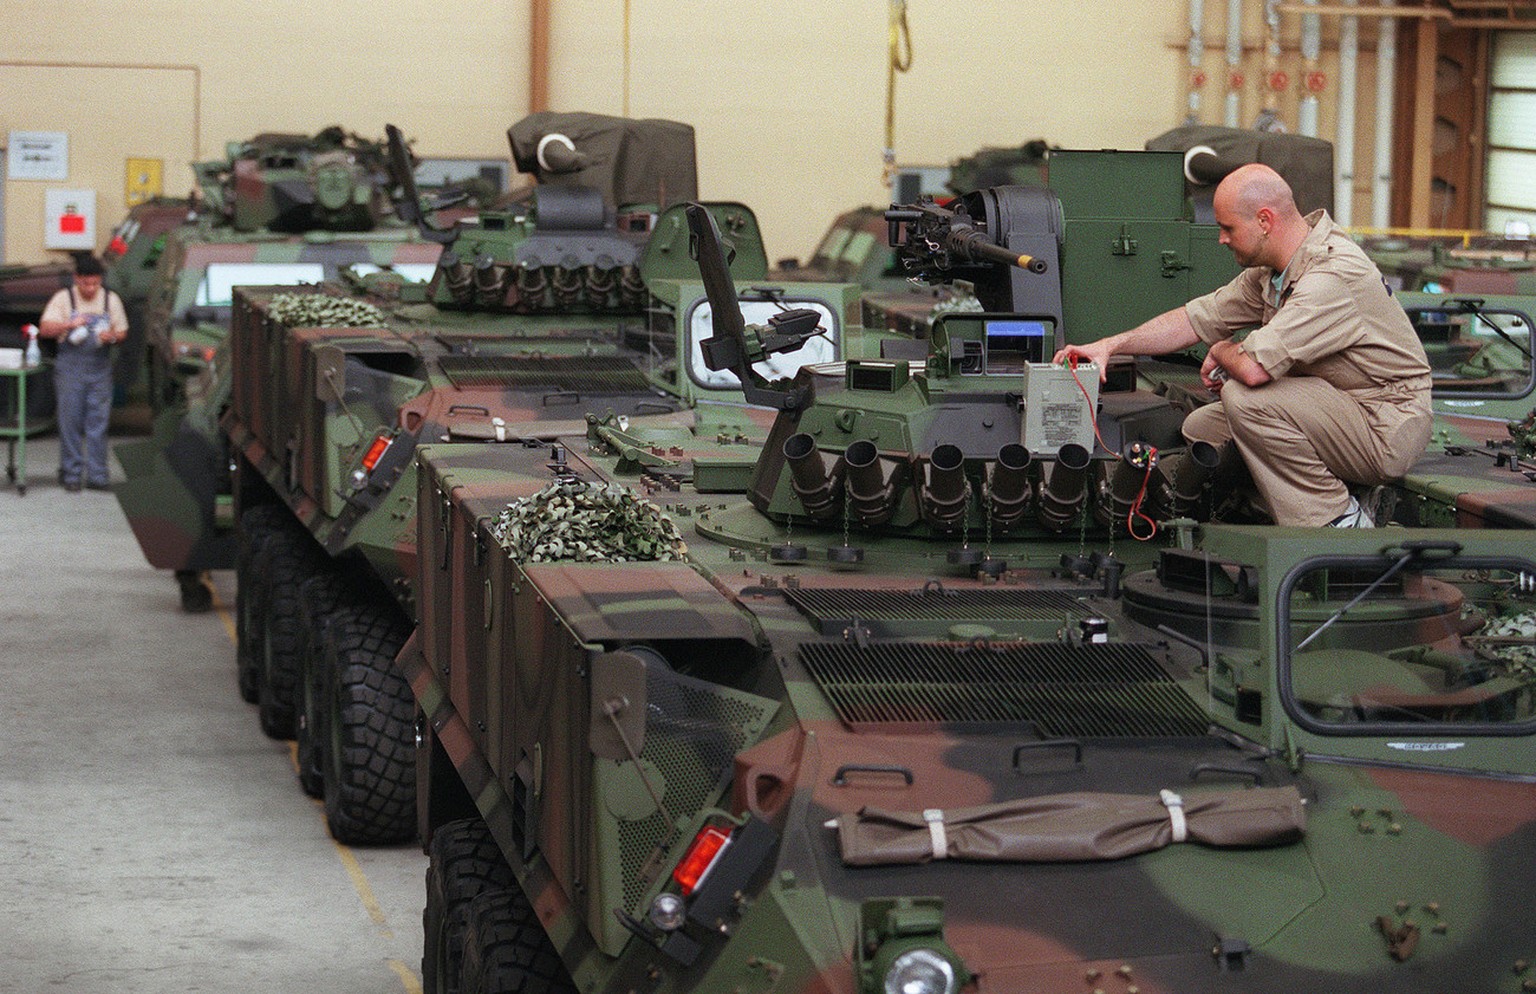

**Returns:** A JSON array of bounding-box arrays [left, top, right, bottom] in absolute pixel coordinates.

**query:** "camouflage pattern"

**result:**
[[115, 114, 870, 851], [194, 126, 394, 234], [1365, 235, 1536, 298], [137, 221, 440, 409], [402, 189, 1536, 994]]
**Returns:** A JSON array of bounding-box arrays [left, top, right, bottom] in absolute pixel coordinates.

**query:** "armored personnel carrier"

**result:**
[[130, 127, 444, 411], [116, 113, 866, 843], [399, 167, 1536, 994]]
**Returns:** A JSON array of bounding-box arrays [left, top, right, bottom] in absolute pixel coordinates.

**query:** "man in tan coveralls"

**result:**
[[1054, 163, 1431, 527]]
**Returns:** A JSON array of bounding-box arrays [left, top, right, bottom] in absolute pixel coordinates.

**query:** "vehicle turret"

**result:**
[[193, 126, 394, 233]]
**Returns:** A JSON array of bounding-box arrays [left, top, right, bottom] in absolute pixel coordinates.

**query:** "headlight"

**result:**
[[884, 948, 956, 994]]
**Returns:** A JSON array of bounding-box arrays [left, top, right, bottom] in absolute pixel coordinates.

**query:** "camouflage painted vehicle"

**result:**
[[137, 220, 439, 411], [115, 113, 866, 845], [399, 164, 1536, 994], [194, 125, 395, 234], [1365, 235, 1536, 298]]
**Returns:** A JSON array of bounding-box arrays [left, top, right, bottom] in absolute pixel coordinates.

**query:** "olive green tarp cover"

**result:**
[[833, 785, 1306, 866], [1146, 124, 1334, 216], [508, 112, 698, 209]]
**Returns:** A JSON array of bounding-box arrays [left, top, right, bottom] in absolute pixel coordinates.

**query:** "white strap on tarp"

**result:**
[[1160, 789, 1187, 843], [923, 808, 948, 859]]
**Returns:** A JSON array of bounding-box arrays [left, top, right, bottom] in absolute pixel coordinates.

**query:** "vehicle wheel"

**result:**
[[322, 602, 415, 845], [423, 820, 516, 994], [461, 887, 577, 994], [257, 527, 317, 740], [236, 504, 289, 703], [295, 571, 351, 798]]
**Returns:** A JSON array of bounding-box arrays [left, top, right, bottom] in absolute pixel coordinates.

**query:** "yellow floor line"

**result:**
[[210, 580, 236, 644], [388, 958, 424, 994]]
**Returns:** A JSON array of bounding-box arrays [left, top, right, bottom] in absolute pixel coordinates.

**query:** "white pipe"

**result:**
[[1188, 0, 1206, 123], [1298, 0, 1322, 137], [1259, 0, 1283, 130], [1372, 0, 1397, 228], [1225, 0, 1244, 127], [1336, 0, 1359, 224]]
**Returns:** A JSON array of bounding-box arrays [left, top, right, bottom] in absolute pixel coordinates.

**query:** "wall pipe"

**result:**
[[1298, 0, 1322, 136], [1225, 0, 1244, 127], [1187, 0, 1206, 123], [1259, 0, 1285, 130], [1371, 0, 1397, 228], [1335, 0, 1359, 225], [529, 0, 551, 114]]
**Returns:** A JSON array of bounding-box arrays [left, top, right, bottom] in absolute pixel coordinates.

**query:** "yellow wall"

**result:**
[[2, 1, 1391, 267]]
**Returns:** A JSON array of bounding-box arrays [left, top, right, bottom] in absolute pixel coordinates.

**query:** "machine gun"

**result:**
[[885, 186, 1064, 319], [886, 196, 1050, 281]]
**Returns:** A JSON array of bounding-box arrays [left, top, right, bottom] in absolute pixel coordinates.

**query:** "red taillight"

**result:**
[[672, 825, 732, 896], [107, 235, 129, 258], [361, 433, 392, 472]]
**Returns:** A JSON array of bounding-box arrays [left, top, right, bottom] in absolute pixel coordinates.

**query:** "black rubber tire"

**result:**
[[295, 571, 352, 799], [460, 888, 577, 994], [235, 504, 290, 704], [423, 820, 517, 994], [256, 526, 317, 740], [321, 602, 416, 845]]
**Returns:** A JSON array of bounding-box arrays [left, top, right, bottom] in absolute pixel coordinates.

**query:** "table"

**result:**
[[0, 360, 53, 495]]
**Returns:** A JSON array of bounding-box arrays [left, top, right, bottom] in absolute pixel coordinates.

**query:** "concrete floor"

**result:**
[[0, 433, 426, 993]]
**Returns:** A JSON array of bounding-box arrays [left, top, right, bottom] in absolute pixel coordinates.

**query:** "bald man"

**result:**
[[1055, 163, 1431, 528]]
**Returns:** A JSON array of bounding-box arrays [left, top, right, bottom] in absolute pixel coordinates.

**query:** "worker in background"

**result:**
[[37, 254, 129, 492], [1054, 163, 1431, 528]]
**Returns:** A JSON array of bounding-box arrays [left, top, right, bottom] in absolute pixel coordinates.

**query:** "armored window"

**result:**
[[1406, 299, 1535, 401], [1279, 549, 1536, 736], [685, 296, 838, 390], [348, 262, 438, 284], [196, 262, 325, 307]]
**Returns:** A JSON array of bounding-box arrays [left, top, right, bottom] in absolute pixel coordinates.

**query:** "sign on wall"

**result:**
[[44, 188, 96, 249], [125, 157, 164, 207], [8, 131, 69, 181]]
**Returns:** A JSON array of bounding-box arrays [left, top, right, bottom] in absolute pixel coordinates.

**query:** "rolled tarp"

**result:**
[[832, 785, 1305, 866]]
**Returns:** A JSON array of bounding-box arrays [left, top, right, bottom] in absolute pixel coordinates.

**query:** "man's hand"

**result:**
[[1200, 352, 1227, 390], [1053, 342, 1111, 381]]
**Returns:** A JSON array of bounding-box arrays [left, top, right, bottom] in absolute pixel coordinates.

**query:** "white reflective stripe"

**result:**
[[536, 132, 576, 172], [923, 808, 948, 859], [1160, 789, 1187, 843], [492, 417, 506, 442]]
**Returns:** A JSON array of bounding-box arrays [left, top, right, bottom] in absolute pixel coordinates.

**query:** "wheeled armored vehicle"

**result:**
[[398, 148, 1536, 993]]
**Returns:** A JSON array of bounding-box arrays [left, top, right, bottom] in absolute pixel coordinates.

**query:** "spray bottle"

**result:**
[[22, 323, 41, 367]]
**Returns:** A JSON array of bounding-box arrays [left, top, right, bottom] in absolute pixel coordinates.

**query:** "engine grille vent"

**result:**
[[800, 640, 1207, 738], [783, 587, 1091, 637], [438, 354, 650, 393]]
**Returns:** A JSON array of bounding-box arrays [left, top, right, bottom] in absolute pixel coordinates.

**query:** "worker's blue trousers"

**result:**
[[55, 345, 114, 487]]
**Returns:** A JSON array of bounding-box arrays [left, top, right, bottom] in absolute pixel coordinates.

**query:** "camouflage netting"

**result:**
[[490, 480, 687, 564], [1484, 610, 1536, 667], [267, 293, 387, 328]]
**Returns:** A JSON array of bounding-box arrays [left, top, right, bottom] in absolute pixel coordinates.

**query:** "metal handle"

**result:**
[[1012, 739, 1083, 772], [832, 764, 913, 786]]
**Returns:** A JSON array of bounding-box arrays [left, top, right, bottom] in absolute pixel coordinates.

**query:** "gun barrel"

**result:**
[[987, 443, 1033, 529], [844, 439, 900, 527], [949, 226, 1049, 273], [1095, 442, 1159, 527], [439, 250, 473, 304], [918, 443, 969, 532], [784, 432, 844, 521], [1152, 440, 1223, 518], [1036, 443, 1092, 532]]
